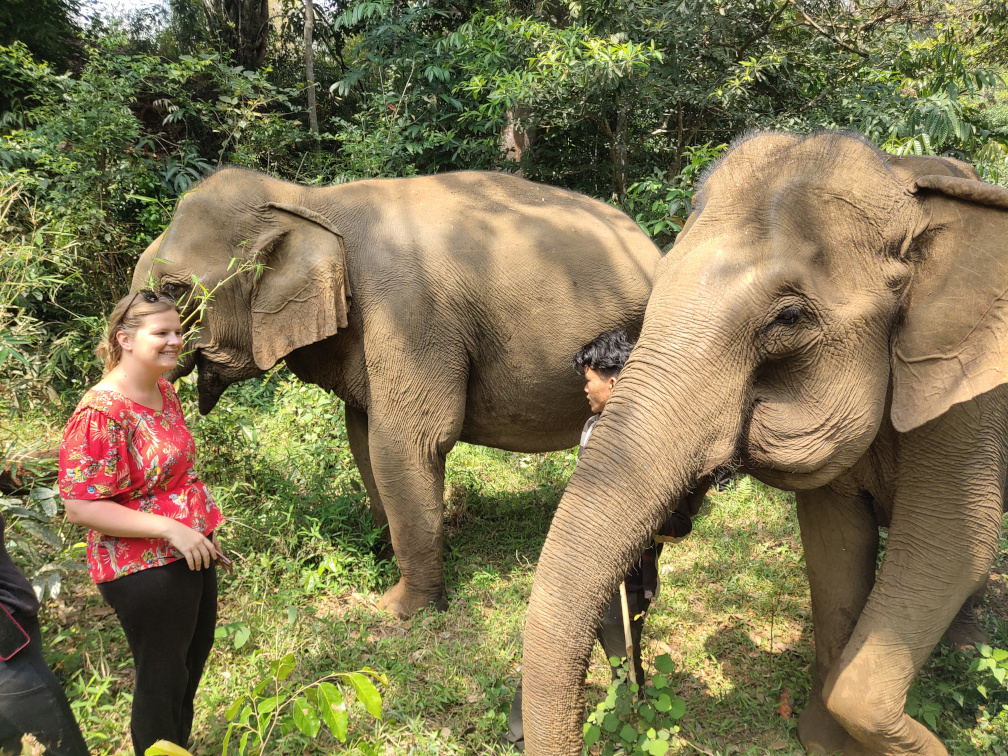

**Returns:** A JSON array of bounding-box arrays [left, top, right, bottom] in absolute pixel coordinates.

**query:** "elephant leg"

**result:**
[[796, 485, 878, 756], [369, 421, 456, 619], [363, 330, 467, 618], [344, 404, 390, 546], [822, 405, 1004, 756]]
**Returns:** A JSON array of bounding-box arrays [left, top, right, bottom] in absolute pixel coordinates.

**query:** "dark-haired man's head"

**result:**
[[572, 329, 637, 414]]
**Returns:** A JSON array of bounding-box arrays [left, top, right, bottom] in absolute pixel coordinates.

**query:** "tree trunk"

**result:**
[[304, 0, 318, 135], [609, 92, 629, 199], [499, 105, 533, 175]]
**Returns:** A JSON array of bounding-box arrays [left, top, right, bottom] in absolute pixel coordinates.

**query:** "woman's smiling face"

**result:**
[[119, 309, 184, 373]]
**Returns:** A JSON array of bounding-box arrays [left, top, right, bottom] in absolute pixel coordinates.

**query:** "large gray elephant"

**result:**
[[131, 168, 662, 618], [520, 132, 1008, 755]]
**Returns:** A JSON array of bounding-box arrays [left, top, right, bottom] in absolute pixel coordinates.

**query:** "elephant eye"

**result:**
[[773, 305, 803, 327], [160, 281, 185, 301]]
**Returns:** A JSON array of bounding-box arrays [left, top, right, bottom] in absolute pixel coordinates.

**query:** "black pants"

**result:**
[[505, 587, 651, 751], [98, 560, 217, 755], [0, 612, 89, 755]]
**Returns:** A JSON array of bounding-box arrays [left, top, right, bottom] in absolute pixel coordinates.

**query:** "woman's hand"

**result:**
[[165, 520, 215, 571], [211, 530, 233, 573]]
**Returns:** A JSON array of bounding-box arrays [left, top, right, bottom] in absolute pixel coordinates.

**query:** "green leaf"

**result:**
[[145, 741, 194, 756], [655, 693, 672, 712], [292, 696, 321, 738], [584, 722, 601, 748], [652, 674, 667, 689], [318, 682, 349, 742], [224, 696, 244, 721], [648, 739, 670, 756], [257, 695, 281, 714], [233, 624, 251, 650], [619, 723, 637, 744], [653, 654, 674, 674], [271, 652, 297, 681], [667, 696, 686, 720], [347, 672, 383, 718], [602, 711, 620, 732]]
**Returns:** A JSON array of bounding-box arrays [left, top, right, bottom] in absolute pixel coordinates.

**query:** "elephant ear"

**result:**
[[890, 175, 1008, 433], [248, 202, 352, 370]]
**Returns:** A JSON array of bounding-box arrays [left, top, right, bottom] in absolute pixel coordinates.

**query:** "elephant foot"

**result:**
[[379, 578, 448, 619], [941, 604, 988, 649], [798, 699, 850, 756]]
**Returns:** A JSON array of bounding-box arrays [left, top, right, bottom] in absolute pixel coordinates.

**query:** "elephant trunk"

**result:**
[[522, 283, 750, 755]]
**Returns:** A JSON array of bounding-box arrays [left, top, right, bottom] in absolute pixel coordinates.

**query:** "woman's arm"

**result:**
[[64, 498, 216, 570]]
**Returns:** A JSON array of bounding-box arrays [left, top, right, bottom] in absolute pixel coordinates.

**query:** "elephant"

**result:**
[[520, 131, 1008, 756], [131, 167, 662, 619]]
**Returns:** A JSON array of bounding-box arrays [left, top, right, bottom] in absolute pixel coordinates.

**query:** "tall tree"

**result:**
[[0, 0, 80, 66], [304, 0, 318, 134]]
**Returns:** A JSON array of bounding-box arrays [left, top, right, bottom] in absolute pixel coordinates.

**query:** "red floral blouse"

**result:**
[[59, 377, 223, 583]]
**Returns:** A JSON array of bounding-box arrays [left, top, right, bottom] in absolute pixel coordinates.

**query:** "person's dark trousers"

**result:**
[[0, 612, 89, 755], [98, 560, 217, 756], [504, 586, 651, 752]]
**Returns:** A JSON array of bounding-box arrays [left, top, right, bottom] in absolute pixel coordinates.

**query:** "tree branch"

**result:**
[[787, 0, 870, 58]]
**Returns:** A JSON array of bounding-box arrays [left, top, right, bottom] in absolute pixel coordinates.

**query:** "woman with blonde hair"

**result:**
[[59, 289, 226, 754]]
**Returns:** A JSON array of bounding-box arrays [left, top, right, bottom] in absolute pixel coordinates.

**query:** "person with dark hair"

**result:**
[[0, 513, 89, 755], [58, 289, 226, 755], [503, 329, 692, 752]]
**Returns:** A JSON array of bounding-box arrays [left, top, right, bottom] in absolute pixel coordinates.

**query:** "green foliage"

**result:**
[[0, 0, 80, 68], [905, 642, 1008, 753], [621, 143, 727, 247], [0, 40, 312, 401], [181, 373, 390, 596], [220, 651, 386, 754], [0, 443, 85, 603], [583, 654, 686, 755]]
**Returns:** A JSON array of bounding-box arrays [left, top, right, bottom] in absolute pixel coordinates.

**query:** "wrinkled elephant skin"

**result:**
[[131, 168, 662, 619], [522, 133, 1008, 756]]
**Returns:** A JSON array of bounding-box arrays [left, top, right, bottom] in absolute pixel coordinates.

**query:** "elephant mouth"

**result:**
[[196, 351, 231, 415]]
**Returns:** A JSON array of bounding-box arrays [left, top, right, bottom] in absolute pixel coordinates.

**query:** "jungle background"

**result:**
[[3, 0, 1008, 754]]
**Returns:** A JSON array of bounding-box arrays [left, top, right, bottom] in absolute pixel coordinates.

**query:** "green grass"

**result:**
[[4, 371, 1008, 754]]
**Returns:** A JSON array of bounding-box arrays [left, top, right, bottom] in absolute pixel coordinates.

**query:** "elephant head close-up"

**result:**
[[132, 167, 663, 619], [521, 131, 1008, 756]]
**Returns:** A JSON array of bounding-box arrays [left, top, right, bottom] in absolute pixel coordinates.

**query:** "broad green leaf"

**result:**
[[271, 652, 296, 681], [224, 696, 244, 720], [318, 682, 349, 742], [583, 723, 600, 747], [292, 696, 321, 738], [668, 696, 686, 720], [233, 625, 251, 650], [618, 723, 637, 744], [654, 654, 674, 674], [257, 695, 281, 714], [647, 738, 670, 756], [602, 712, 620, 733], [346, 672, 382, 718]]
